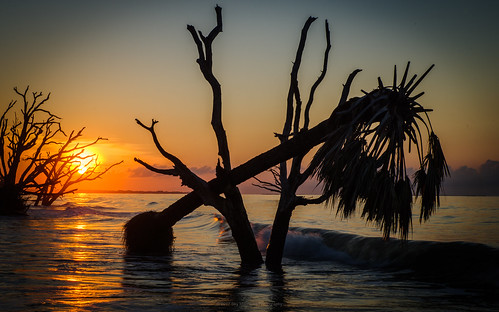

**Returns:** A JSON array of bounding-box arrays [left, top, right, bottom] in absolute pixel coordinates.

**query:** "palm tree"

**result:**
[[311, 62, 450, 240]]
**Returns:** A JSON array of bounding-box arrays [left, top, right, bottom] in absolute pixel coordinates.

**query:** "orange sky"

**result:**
[[1, 1, 498, 192]]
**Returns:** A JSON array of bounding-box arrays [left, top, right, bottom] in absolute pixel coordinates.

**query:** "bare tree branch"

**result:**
[[281, 16, 317, 141], [334, 69, 362, 115], [136, 118, 186, 167], [251, 182, 282, 193], [135, 118, 226, 208], [134, 158, 179, 176], [187, 5, 231, 172], [303, 20, 331, 130], [295, 194, 328, 206], [252, 174, 282, 193]]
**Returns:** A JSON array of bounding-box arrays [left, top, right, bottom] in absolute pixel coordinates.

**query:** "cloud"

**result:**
[[128, 165, 165, 177], [243, 160, 499, 196], [443, 160, 499, 196], [191, 166, 215, 175], [128, 164, 215, 178], [127, 160, 499, 196]]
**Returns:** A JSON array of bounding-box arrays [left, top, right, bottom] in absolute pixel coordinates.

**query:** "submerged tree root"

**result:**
[[123, 211, 174, 254], [0, 185, 29, 216]]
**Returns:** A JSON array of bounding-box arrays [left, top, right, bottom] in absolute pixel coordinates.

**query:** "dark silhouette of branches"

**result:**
[[0, 87, 122, 214], [260, 17, 333, 270], [32, 129, 123, 206], [124, 6, 448, 273], [133, 6, 262, 266], [134, 118, 221, 208]]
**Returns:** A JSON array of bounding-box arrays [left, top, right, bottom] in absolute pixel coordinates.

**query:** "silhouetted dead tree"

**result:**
[[0, 87, 121, 214], [124, 6, 448, 271], [133, 6, 262, 266], [0, 87, 59, 214], [256, 17, 331, 271]]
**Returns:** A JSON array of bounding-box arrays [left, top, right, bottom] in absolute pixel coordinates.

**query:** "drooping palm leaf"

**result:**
[[311, 63, 448, 240], [414, 132, 450, 221]]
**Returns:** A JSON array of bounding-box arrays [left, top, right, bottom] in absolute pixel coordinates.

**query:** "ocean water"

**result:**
[[0, 193, 498, 311]]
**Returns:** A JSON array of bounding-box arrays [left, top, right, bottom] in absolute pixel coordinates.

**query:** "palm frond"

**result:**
[[414, 132, 450, 221], [311, 63, 446, 240]]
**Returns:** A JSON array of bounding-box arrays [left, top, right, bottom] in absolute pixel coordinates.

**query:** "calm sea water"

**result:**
[[0, 194, 498, 311]]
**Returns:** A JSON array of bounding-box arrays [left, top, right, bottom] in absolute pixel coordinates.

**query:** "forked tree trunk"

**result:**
[[154, 117, 332, 225], [124, 5, 359, 264], [129, 6, 265, 266], [186, 6, 263, 266], [125, 83, 358, 253], [263, 17, 332, 271]]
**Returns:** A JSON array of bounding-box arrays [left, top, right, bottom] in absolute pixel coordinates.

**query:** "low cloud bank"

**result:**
[[129, 165, 214, 178], [443, 160, 499, 196], [128, 160, 499, 196], [248, 160, 499, 196]]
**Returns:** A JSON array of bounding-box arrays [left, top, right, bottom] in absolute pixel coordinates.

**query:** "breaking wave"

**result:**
[[29, 202, 131, 218], [251, 222, 499, 289]]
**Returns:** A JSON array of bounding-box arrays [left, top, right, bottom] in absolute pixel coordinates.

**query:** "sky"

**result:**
[[1, 0, 498, 194]]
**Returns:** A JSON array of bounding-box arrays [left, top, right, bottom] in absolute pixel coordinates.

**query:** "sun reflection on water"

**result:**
[[39, 217, 123, 310]]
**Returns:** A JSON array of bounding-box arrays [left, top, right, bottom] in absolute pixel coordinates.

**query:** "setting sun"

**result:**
[[78, 165, 88, 175], [75, 149, 99, 175]]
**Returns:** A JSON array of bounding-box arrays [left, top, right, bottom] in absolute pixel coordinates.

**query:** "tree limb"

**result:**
[[187, 5, 231, 172], [135, 118, 186, 167], [295, 194, 328, 206], [282, 16, 317, 142], [135, 118, 226, 208], [252, 175, 282, 193], [134, 158, 179, 176], [303, 20, 331, 131]]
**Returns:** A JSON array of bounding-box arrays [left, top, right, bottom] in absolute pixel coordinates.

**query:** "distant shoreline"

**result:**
[[75, 190, 498, 196], [76, 190, 188, 195]]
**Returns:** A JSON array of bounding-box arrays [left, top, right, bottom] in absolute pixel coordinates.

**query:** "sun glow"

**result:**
[[78, 165, 89, 175], [75, 149, 99, 175], [76, 157, 94, 175]]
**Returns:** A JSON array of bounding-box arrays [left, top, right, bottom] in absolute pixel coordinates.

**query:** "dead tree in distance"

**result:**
[[0, 87, 122, 214]]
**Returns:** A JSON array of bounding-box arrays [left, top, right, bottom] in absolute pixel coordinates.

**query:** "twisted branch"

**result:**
[[187, 5, 231, 172]]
